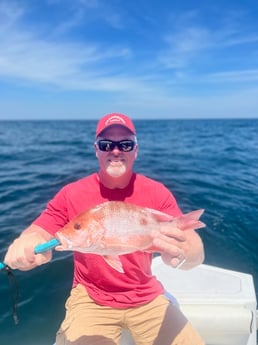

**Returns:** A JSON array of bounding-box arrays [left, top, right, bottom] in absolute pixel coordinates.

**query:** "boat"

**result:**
[[2, 248, 257, 344], [52, 256, 257, 344], [120, 256, 257, 345]]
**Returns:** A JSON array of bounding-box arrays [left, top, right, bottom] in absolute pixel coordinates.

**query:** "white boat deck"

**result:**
[[121, 257, 257, 345]]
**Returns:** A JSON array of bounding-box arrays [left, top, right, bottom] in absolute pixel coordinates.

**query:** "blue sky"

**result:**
[[0, 0, 258, 120]]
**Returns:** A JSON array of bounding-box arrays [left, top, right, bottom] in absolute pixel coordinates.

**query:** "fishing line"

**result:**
[[0, 238, 59, 324], [1, 265, 19, 325]]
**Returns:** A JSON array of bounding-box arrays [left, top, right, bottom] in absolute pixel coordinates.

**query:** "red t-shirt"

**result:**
[[34, 173, 182, 308]]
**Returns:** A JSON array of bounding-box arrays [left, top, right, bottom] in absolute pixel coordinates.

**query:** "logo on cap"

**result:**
[[105, 115, 126, 126], [96, 112, 136, 137]]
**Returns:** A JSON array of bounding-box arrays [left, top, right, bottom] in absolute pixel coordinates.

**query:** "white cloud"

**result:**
[[204, 69, 258, 83], [158, 8, 258, 74], [0, 2, 134, 90], [160, 27, 210, 69], [0, 1, 24, 25], [0, 1, 258, 120]]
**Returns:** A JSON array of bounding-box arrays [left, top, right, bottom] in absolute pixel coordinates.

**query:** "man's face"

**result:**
[[95, 125, 138, 178]]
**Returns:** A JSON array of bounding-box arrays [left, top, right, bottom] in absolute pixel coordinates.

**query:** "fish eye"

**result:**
[[74, 223, 81, 230]]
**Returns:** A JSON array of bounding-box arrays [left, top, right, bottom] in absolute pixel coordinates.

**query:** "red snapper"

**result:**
[[55, 201, 205, 272]]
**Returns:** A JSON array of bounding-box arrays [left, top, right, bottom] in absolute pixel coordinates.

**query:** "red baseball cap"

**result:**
[[96, 113, 136, 137]]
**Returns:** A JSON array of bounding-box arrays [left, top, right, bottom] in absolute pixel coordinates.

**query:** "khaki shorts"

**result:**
[[56, 284, 205, 345]]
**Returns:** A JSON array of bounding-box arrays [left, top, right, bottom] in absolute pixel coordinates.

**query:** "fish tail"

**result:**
[[175, 209, 206, 231]]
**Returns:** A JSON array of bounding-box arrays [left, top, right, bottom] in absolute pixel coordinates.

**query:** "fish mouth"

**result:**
[[55, 231, 102, 254], [56, 232, 75, 250], [56, 230, 94, 251]]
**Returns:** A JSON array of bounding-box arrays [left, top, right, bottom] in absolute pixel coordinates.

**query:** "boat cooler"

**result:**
[[121, 256, 257, 345]]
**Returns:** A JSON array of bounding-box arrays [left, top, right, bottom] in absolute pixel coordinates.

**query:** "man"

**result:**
[[4, 113, 205, 345]]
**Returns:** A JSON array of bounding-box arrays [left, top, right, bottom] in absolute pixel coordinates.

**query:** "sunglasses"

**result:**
[[96, 139, 136, 152]]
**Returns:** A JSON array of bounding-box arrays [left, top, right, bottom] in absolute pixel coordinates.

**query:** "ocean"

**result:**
[[0, 119, 257, 345]]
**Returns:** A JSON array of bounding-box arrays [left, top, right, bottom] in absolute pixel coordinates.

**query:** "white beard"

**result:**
[[106, 163, 126, 178]]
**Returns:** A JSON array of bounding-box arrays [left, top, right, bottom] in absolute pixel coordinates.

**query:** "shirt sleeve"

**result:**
[[33, 187, 69, 235], [153, 181, 182, 217]]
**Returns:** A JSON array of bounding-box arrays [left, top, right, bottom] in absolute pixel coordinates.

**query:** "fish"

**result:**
[[55, 201, 205, 273]]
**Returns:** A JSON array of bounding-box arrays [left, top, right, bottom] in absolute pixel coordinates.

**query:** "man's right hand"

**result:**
[[4, 225, 53, 271]]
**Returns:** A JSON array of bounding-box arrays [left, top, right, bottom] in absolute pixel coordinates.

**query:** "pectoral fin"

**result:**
[[146, 208, 175, 222], [103, 255, 124, 273]]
